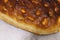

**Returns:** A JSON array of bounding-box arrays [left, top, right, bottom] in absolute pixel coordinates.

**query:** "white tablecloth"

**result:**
[[0, 20, 60, 40]]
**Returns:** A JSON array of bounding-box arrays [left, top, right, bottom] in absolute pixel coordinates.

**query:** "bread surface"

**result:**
[[0, 0, 60, 35]]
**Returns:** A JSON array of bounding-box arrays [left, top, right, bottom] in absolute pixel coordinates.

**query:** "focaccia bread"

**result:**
[[0, 0, 60, 35]]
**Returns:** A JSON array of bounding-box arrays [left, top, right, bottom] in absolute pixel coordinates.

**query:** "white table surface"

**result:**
[[0, 20, 60, 40]]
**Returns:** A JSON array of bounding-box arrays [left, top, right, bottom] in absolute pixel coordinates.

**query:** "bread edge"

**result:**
[[0, 12, 59, 35]]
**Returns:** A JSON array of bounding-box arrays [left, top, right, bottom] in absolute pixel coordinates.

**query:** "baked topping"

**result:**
[[58, 17, 60, 24], [27, 16, 34, 21], [36, 10, 41, 16], [57, 0, 60, 3], [32, 0, 39, 4], [42, 18, 48, 26], [0, 0, 60, 29], [55, 7, 58, 12], [4, 0, 8, 3], [20, 8, 26, 14], [44, 2, 49, 7], [49, 9, 54, 16]]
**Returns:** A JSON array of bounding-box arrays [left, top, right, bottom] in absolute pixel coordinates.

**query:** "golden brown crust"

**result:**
[[0, 0, 60, 35], [0, 0, 60, 29], [0, 12, 59, 35]]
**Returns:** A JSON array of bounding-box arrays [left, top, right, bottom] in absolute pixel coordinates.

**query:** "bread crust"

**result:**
[[0, 12, 59, 35], [0, 0, 60, 35]]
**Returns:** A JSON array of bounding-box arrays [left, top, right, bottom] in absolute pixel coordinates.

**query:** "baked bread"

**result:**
[[0, 0, 60, 35]]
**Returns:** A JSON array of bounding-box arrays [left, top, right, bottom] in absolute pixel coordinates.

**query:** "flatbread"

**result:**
[[0, 0, 60, 35]]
